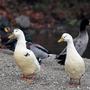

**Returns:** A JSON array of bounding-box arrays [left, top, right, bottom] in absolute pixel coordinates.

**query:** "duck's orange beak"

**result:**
[[58, 37, 64, 43]]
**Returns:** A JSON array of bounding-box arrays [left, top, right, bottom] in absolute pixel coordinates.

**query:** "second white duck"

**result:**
[[58, 33, 85, 85]]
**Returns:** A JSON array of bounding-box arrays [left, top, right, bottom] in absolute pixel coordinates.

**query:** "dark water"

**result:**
[[30, 26, 90, 58]]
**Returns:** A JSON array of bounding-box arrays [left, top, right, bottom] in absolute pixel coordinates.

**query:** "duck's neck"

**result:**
[[67, 40, 77, 55], [79, 22, 88, 37], [79, 27, 88, 38], [80, 22, 87, 32], [16, 34, 26, 50]]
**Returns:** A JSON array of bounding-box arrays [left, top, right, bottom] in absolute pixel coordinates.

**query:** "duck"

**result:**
[[0, 15, 12, 48], [8, 28, 40, 83], [58, 33, 85, 85], [56, 17, 90, 65]]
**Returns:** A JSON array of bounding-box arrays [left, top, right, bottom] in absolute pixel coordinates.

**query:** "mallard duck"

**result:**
[[56, 17, 90, 65], [58, 33, 85, 85], [0, 15, 12, 48], [8, 28, 40, 83]]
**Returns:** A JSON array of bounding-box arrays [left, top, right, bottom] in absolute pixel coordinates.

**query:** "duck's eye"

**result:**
[[63, 36, 66, 38], [15, 30, 18, 32]]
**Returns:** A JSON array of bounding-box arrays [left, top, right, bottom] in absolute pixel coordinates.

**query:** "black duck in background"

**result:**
[[0, 15, 12, 48]]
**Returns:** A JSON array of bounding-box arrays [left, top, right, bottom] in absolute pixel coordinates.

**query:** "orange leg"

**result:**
[[69, 78, 73, 85], [20, 73, 36, 84], [68, 78, 80, 87]]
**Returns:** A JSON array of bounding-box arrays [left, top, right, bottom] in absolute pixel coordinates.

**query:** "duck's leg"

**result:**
[[69, 78, 81, 87], [78, 78, 81, 85], [69, 78, 73, 85], [20, 73, 36, 84]]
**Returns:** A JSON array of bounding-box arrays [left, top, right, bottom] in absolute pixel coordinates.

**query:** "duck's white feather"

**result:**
[[60, 33, 85, 80]]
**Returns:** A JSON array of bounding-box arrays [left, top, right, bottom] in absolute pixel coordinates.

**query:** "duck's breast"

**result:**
[[65, 49, 85, 79]]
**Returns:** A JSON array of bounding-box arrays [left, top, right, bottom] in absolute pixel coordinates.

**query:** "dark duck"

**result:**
[[56, 17, 90, 65], [0, 16, 12, 48]]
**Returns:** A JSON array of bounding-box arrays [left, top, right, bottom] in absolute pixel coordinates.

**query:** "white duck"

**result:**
[[58, 33, 85, 85], [8, 28, 40, 82]]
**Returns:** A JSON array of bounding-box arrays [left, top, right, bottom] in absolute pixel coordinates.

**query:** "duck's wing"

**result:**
[[23, 50, 41, 68], [26, 42, 49, 61], [73, 36, 87, 56], [26, 42, 49, 53], [56, 47, 66, 65], [31, 43, 49, 53]]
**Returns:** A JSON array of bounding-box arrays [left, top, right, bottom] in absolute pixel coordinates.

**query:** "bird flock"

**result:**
[[0, 16, 90, 86]]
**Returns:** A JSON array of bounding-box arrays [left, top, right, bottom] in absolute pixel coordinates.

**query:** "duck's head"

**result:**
[[80, 18, 90, 31], [58, 33, 73, 43], [8, 28, 24, 39], [81, 18, 89, 25], [0, 16, 12, 33]]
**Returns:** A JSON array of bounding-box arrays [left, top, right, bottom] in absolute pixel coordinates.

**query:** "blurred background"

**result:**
[[0, 0, 90, 57]]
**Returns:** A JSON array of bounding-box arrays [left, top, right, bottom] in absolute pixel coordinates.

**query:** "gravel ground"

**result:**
[[0, 49, 90, 90]]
